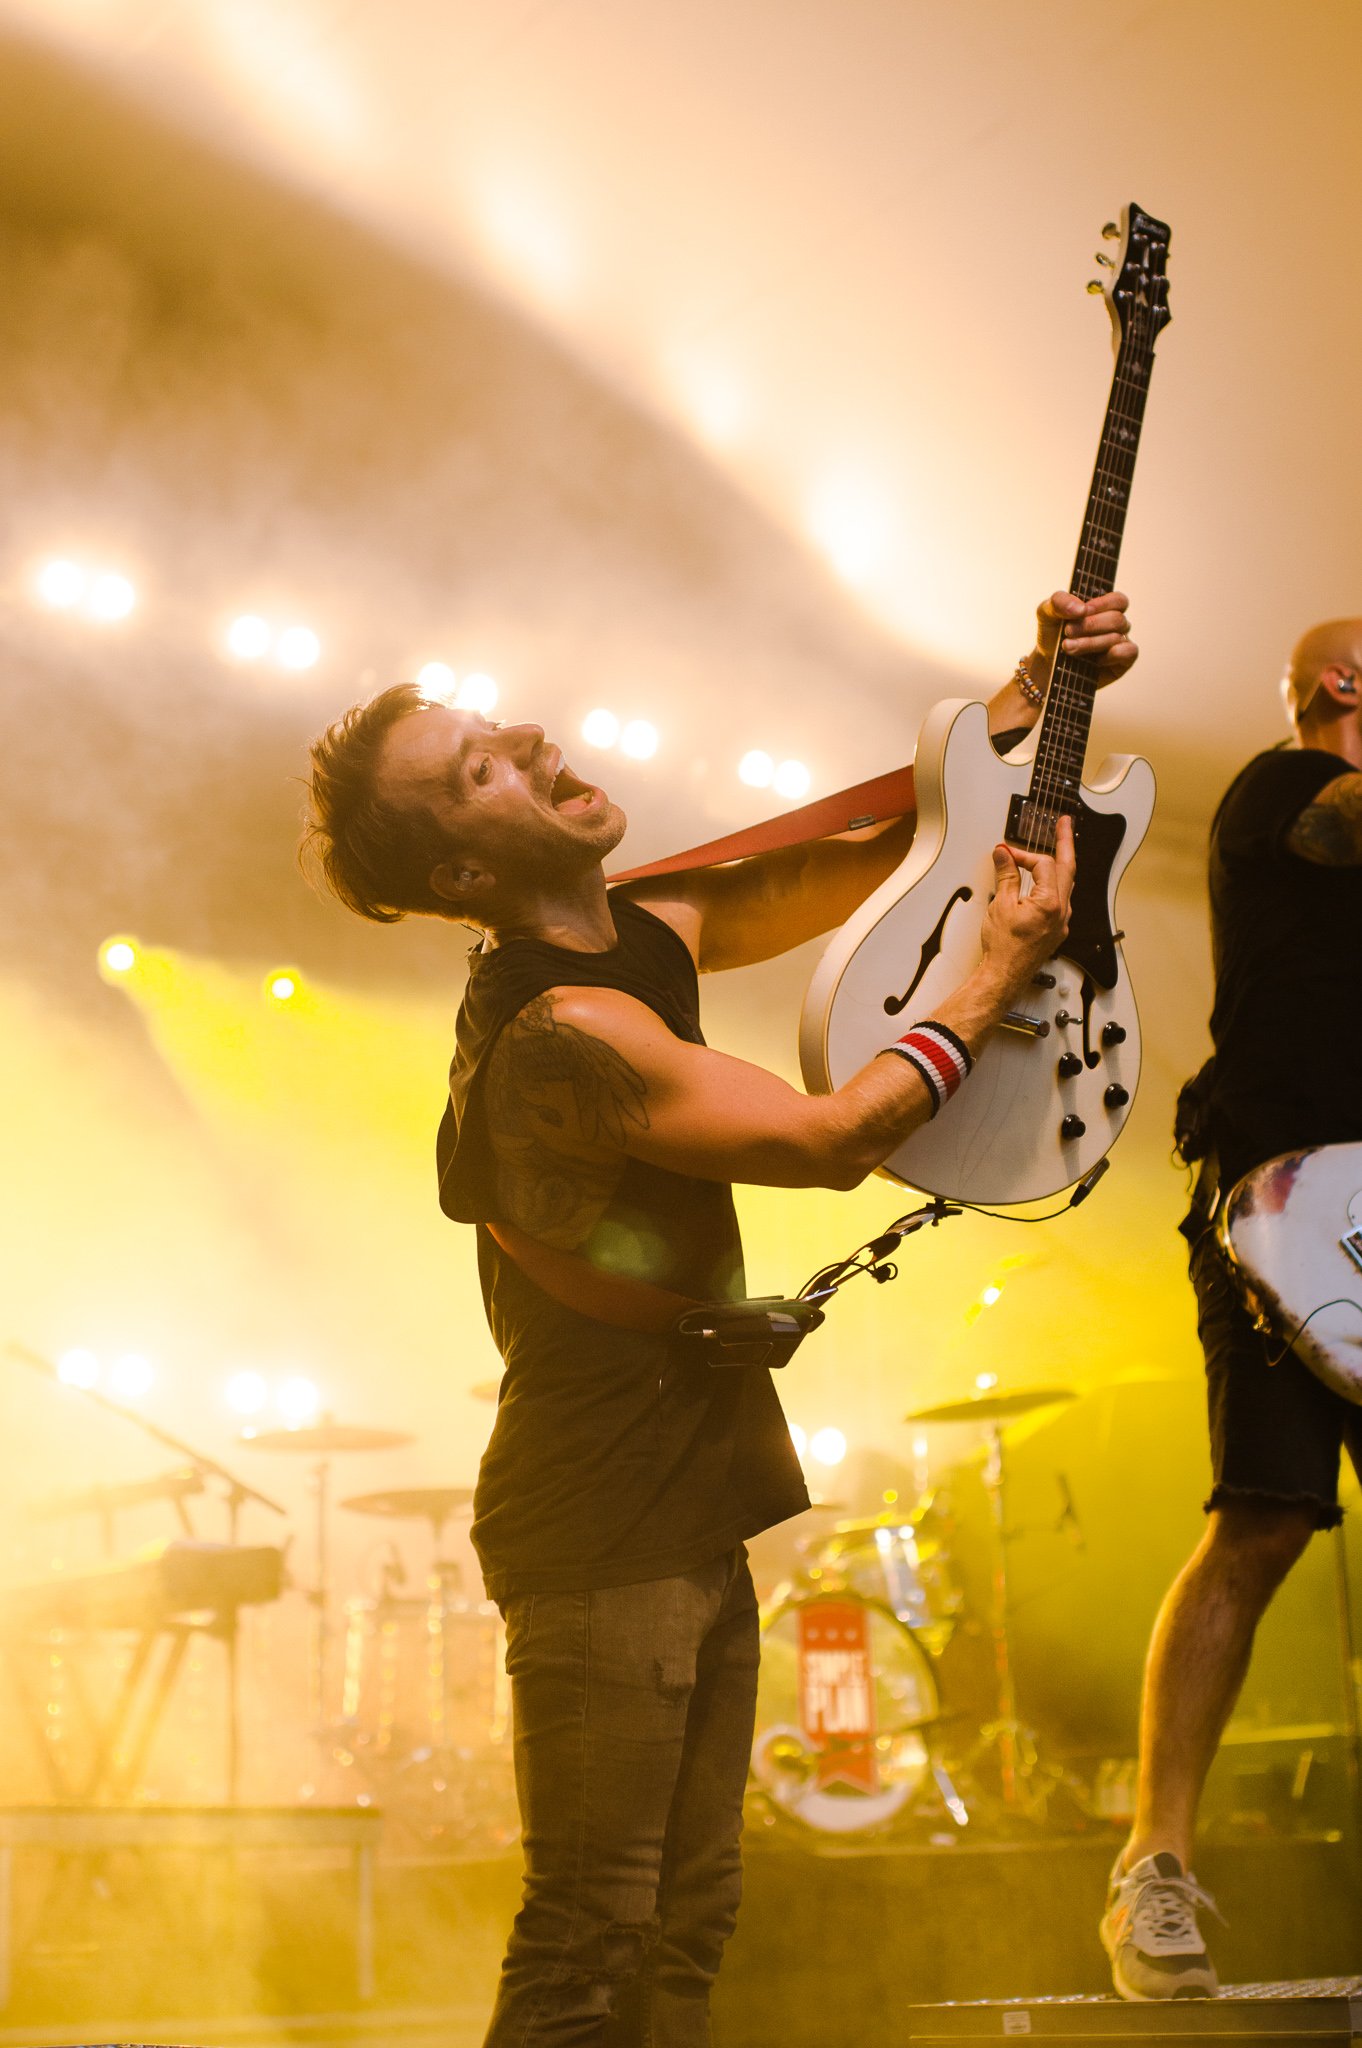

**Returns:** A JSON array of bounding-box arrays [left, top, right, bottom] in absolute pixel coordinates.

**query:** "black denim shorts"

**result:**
[[1191, 1230, 1362, 1529]]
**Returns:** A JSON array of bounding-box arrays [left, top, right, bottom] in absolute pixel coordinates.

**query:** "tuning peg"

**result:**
[[1086, 280, 1104, 295], [1095, 252, 1115, 268], [1101, 221, 1120, 239]]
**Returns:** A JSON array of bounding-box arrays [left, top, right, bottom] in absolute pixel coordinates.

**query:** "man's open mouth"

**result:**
[[549, 765, 600, 815]]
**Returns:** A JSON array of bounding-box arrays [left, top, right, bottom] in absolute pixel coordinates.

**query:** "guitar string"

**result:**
[[1017, 264, 1163, 845], [1022, 285, 1159, 847]]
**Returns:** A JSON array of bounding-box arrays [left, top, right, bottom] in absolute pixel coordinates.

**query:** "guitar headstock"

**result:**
[[1090, 203, 1171, 358]]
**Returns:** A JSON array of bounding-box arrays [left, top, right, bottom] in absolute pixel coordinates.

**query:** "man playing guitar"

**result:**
[[1102, 619, 1362, 2000], [303, 587, 1134, 2045]]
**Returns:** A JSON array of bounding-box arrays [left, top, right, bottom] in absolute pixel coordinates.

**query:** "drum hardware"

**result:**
[[5, 1342, 288, 1803], [904, 1386, 1086, 1824], [240, 1419, 416, 1740], [332, 1484, 512, 1849]]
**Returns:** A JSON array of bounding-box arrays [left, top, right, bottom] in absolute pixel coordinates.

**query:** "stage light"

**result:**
[[808, 478, 891, 588], [224, 1370, 269, 1417], [416, 661, 456, 702], [266, 971, 298, 1003], [87, 572, 136, 622], [738, 750, 774, 789], [809, 1426, 847, 1467], [276, 1374, 321, 1426], [226, 614, 271, 660], [975, 1372, 998, 1393], [276, 625, 321, 671], [619, 719, 658, 761], [774, 759, 812, 801], [110, 1353, 154, 1399], [456, 672, 499, 715], [788, 1422, 808, 1459], [912, 1436, 929, 1461], [99, 937, 138, 976], [582, 709, 620, 749], [57, 1348, 100, 1389], [981, 1284, 1002, 1307], [35, 558, 86, 610]]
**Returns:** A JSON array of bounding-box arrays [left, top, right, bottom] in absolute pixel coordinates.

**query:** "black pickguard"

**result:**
[[1004, 796, 1127, 991]]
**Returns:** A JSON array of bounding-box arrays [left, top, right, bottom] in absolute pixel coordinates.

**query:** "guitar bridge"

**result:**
[[1000, 1012, 1051, 1038]]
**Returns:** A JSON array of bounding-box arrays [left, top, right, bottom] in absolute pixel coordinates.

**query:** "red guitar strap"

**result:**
[[608, 763, 917, 885]]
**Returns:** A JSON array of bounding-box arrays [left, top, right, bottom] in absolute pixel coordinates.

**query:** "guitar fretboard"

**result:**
[[1020, 214, 1167, 842]]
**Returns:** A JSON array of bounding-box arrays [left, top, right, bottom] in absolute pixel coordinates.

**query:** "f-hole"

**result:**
[[884, 886, 974, 1017]]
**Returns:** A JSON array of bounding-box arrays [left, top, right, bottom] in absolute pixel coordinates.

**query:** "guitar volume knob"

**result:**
[[1060, 1115, 1087, 1141], [1101, 1022, 1127, 1046], [1104, 1084, 1130, 1109], [1057, 1053, 1083, 1079]]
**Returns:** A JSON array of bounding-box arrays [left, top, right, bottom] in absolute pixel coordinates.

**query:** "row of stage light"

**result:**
[[55, 1338, 854, 1466], [26, 556, 813, 797]]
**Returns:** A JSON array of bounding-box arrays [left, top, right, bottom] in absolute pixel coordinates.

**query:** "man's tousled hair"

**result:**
[[301, 683, 456, 923]]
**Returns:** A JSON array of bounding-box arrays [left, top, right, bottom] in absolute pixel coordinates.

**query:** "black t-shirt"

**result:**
[[1207, 745, 1362, 1190], [436, 894, 810, 1603]]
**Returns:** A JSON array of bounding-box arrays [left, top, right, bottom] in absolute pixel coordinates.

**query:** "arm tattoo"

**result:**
[[1286, 777, 1362, 866], [483, 993, 651, 1248]]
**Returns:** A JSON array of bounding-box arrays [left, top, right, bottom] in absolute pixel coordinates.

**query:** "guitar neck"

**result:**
[[1026, 249, 1164, 830]]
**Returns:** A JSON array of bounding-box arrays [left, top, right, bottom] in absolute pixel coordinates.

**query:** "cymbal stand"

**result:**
[[960, 1420, 1081, 1824], [306, 1455, 332, 1734]]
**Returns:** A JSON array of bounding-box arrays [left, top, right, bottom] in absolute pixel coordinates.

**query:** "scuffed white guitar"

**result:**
[[1221, 1144, 1362, 1405], [801, 203, 1171, 1206]]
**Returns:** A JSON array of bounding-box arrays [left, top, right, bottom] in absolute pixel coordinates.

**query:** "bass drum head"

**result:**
[[750, 1588, 939, 1836]]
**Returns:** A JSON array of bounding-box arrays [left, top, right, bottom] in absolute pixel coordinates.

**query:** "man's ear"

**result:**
[[430, 858, 495, 909], [1313, 665, 1361, 713]]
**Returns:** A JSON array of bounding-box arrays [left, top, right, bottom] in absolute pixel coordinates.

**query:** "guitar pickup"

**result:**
[[1000, 1012, 1051, 1038], [1342, 1227, 1362, 1275]]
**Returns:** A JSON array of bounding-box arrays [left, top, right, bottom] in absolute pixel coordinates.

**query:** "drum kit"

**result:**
[[750, 1383, 1088, 1841], [240, 1413, 516, 1850]]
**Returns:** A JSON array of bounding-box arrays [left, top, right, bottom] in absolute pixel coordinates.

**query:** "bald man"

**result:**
[[1101, 621, 1362, 2000]]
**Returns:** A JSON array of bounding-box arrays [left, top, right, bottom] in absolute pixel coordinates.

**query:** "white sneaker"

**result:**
[[1100, 1851, 1220, 2000]]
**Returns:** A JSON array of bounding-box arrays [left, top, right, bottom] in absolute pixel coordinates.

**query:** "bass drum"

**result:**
[[750, 1586, 939, 1836]]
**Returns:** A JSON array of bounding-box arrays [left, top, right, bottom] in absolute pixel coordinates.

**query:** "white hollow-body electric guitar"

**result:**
[[800, 204, 1171, 1207]]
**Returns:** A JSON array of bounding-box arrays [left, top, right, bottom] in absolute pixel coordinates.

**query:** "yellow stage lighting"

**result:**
[[456, 672, 499, 715], [266, 970, 298, 1003], [738, 750, 774, 789], [975, 1372, 998, 1392], [35, 558, 86, 610], [87, 572, 136, 622], [276, 1374, 321, 1425], [277, 625, 321, 671], [110, 1352, 154, 1398], [416, 661, 456, 702], [774, 759, 812, 801], [619, 719, 658, 761], [57, 1348, 100, 1389], [224, 1370, 269, 1417], [99, 936, 138, 977], [582, 708, 619, 749], [226, 614, 272, 659], [981, 1284, 1002, 1307], [809, 1426, 847, 1467]]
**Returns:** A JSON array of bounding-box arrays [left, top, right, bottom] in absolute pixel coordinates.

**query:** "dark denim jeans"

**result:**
[[483, 1548, 760, 2046]]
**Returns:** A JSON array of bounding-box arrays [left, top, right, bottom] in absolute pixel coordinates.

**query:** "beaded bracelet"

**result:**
[[1012, 655, 1046, 709], [880, 1019, 973, 1117]]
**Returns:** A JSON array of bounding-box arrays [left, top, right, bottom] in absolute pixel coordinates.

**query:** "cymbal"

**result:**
[[342, 1487, 475, 1522], [904, 1387, 1078, 1426], [241, 1424, 415, 1453]]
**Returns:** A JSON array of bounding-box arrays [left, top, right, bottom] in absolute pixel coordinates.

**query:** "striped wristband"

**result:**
[[880, 1019, 973, 1117]]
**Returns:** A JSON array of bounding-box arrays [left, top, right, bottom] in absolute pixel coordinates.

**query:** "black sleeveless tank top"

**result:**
[[437, 895, 809, 1601]]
